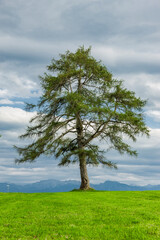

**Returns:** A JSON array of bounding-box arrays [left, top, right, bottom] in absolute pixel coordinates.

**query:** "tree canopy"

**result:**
[[15, 46, 149, 189]]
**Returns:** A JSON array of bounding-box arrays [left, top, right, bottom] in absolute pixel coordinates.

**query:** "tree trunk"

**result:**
[[79, 153, 90, 190], [76, 72, 90, 190]]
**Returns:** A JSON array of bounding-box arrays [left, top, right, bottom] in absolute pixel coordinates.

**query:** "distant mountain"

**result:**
[[1, 179, 160, 193], [93, 181, 143, 191], [0, 180, 80, 193]]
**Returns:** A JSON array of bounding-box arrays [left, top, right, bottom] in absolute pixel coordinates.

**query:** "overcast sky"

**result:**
[[0, 0, 160, 186]]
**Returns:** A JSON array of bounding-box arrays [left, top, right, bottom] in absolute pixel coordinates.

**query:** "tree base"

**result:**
[[71, 187, 95, 192], [80, 187, 95, 191]]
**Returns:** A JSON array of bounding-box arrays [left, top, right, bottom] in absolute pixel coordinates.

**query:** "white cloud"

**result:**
[[0, 106, 36, 132], [146, 111, 160, 122], [0, 89, 8, 98], [0, 99, 24, 105], [0, 71, 40, 99]]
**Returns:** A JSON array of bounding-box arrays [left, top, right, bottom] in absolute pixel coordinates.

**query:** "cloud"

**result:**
[[93, 46, 160, 74], [0, 99, 24, 105], [0, 0, 160, 63], [89, 168, 160, 186], [0, 71, 40, 99], [0, 105, 159, 186], [146, 111, 160, 122], [112, 73, 160, 124], [0, 0, 160, 109], [0, 106, 36, 130]]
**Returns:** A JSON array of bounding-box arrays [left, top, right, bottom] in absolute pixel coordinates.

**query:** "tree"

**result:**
[[15, 46, 149, 190]]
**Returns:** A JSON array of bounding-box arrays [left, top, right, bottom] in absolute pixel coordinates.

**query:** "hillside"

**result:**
[[0, 191, 160, 239]]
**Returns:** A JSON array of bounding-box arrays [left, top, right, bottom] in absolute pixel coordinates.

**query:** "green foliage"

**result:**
[[0, 191, 160, 239], [15, 46, 149, 169]]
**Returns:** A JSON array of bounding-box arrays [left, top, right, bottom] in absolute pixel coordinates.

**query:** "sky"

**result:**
[[0, 0, 160, 186]]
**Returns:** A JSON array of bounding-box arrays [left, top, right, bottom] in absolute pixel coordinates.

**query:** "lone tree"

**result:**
[[15, 46, 149, 190]]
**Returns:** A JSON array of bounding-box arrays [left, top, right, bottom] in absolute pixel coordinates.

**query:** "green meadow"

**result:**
[[0, 191, 160, 239]]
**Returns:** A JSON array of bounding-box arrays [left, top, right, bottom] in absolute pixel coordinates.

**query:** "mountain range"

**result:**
[[1, 179, 160, 193]]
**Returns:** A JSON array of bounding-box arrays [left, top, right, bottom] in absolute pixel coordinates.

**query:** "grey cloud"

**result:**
[[88, 165, 160, 186], [1, 152, 160, 186], [113, 73, 160, 115], [0, 0, 160, 96], [93, 46, 160, 75], [0, 122, 159, 186], [0, 0, 160, 59]]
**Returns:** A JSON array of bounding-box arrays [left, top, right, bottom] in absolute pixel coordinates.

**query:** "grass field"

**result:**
[[0, 191, 160, 239]]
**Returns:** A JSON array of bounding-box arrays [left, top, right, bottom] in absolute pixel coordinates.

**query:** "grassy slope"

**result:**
[[0, 191, 160, 240]]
